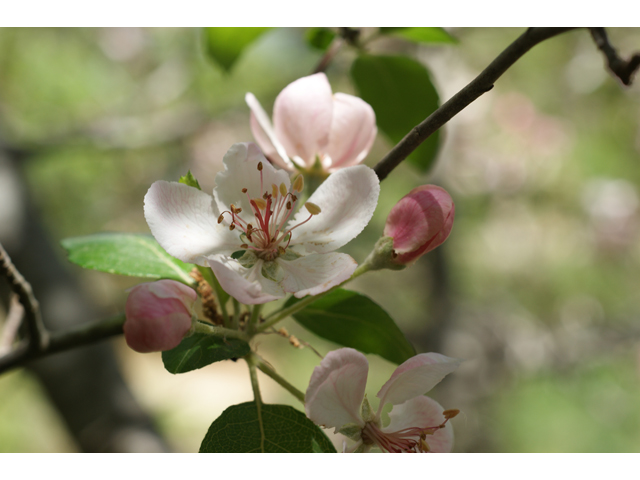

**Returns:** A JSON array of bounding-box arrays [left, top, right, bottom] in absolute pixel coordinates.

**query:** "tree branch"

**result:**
[[0, 313, 125, 375], [0, 241, 49, 351], [589, 28, 640, 86], [373, 27, 577, 181]]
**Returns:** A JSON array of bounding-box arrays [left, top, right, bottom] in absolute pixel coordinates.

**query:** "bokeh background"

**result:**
[[1, 27, 640, 452]]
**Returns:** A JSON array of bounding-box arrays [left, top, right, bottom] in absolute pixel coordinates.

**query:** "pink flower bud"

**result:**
[[384, 185, 455, 265], [124, 280, 197, 353]]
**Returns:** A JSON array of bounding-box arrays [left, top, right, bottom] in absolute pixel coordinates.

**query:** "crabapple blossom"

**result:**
[[305, 348, 460, 453], [246, 73, 377, 173], [384, 185, 455, 265], [124, 279, 196, 353], [144, 142, 379, 305]]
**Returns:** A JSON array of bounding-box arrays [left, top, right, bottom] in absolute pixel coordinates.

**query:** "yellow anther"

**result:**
[[292, 174, 304, 192], [279, 182, 288, 197], [257, 162, 263, 171], [278, 246, 286, 255], [305, 202, 321, 215], [253, 198, 267, 210], [443, 409, 460, 420], [272, 184, 278, 198], [240, 243, 249, 248]]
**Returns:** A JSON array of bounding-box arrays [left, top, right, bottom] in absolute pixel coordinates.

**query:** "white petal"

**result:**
[[288, 165, 380, 253], [273, 73, 333, 167], [144, 181, 239, 265], [277, 252, 357, 298], [213, 142, 291, 221], [384, 396, 454, 453], [305, 348, 368, 431], [324, 93, 377, 171], [245, 92, 293, 170], [207, 255, 284, 305], [376, 353, 461, 407]]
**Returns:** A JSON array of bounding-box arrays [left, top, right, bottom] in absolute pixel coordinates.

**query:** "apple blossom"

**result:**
[[124, 279, 196, 353], [305, 348, 460, 453], [144, 142, 379, 305], [245, 73, 377, 174]]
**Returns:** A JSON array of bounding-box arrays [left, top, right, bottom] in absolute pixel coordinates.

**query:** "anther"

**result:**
[[443, 409, 460, 420], [229, 224, 236, 231], [292, 174, 304, 192], [217, 214, 224, 224], [305, 202, 321, 215], [277, 246, 286, 255], [279, 183, 287, 197], [253, 198, 267, 210], [286, 201, 292, 210], [291, 194, 298, 202], [257, 162, 263, 171], [240, 243, 249, 248], [242, 188, 248, 194], [272, 184, 278, 198]]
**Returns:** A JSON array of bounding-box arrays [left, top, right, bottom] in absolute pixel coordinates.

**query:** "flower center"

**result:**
[[217, 162, 321, 261], [360, 409, 459, 453]]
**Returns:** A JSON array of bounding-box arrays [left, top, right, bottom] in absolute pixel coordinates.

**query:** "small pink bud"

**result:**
[[384, 185, 455, 265], [124, 280, 197, 353]]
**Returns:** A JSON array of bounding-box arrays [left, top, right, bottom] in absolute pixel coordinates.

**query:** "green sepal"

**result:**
[[338, 423, 362, 441], [178, 170, 201, 190], [360, 395, 375, 423]]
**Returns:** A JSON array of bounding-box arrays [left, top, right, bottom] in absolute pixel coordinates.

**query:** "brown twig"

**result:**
[[0, 295, 24, 355], [589, 28, 640, 86], [0, 313, 125, 375], [0, 241, 49, 351], [373, 27, 577, 181]]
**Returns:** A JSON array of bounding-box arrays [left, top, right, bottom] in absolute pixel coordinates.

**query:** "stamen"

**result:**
[[292, 174, 304, 192], [279, 183, 287, 197], [229, 224, 236, 231], [253, 198, 267, 210], [217, 214, 224, 224], [242, 188, 248, 194], [305, 202, 321, 215], [240, 243, 249, 248], [272, 184, 278, 198], [257, 162, 263, 171]]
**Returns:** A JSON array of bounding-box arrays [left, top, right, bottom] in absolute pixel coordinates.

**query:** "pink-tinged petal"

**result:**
[[288, 165, 380, 254], [277, 252, 357, 298], [207, 255, 284, 305], [324, 93, 377, 171], [213, 142, 291, 220], [124, 280, 196, 353], [273, 73, 333, 167], [144, 181, 239, 265], [384, 185, 455, 265], [305, 348, 369, 431], [246, 93, 294, 170], [376, 353, 461, 407], [384, 396, 454, 453]]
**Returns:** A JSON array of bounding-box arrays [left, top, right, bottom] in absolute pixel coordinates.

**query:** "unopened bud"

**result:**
[[384, 185, 454, 265], [124, 280, 196, 353]]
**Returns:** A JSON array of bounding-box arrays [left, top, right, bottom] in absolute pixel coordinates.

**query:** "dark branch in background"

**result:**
[[313, 28, 361, 74], [0, 241, 48, 350], [589, 28, 640, 86], [0, 313, 125, 375], [373, 28, 577, 181]]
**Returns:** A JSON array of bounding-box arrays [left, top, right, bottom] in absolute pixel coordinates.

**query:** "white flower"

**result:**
[[144, 143, 379, 304], [246, 73, 377, 173], [305, 348, 461, 453]]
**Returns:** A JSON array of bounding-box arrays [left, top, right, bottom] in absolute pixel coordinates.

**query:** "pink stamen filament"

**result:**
[[360, 418, 450, 453]]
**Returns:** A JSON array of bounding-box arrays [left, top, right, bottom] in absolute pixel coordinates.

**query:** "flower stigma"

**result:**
[[217, 163, 320, 262]]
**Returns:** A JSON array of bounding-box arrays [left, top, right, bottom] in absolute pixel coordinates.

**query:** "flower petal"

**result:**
[[273, 73, 333, 167], [207, 255, 284, 305], [213, 142, 291, 220], [324, 93, 377, 171], [384, 396, 454, 453], [277, 252, 357, 298], [246, 92, 293, 170], [376, 353, 461, 407], [288, 165, 380, 253], [144, 181, 239, 264], [305, 348, 368, 431]]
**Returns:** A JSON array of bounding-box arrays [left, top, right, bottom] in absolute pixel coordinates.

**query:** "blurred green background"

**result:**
[[1, 27, 639, 452]]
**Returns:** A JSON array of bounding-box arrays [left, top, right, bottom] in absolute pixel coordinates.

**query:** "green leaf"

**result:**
[[380, 27, 458, 44], [200, 402, 337, 453], [178, 170, 201, 190], [162, 332, 250, 374], [204, 27, 271, 71], [286, 288, 416, 365], [306, 27, 336, 50], [61, 233, 194, 284], [351, 54, 441, 173]]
